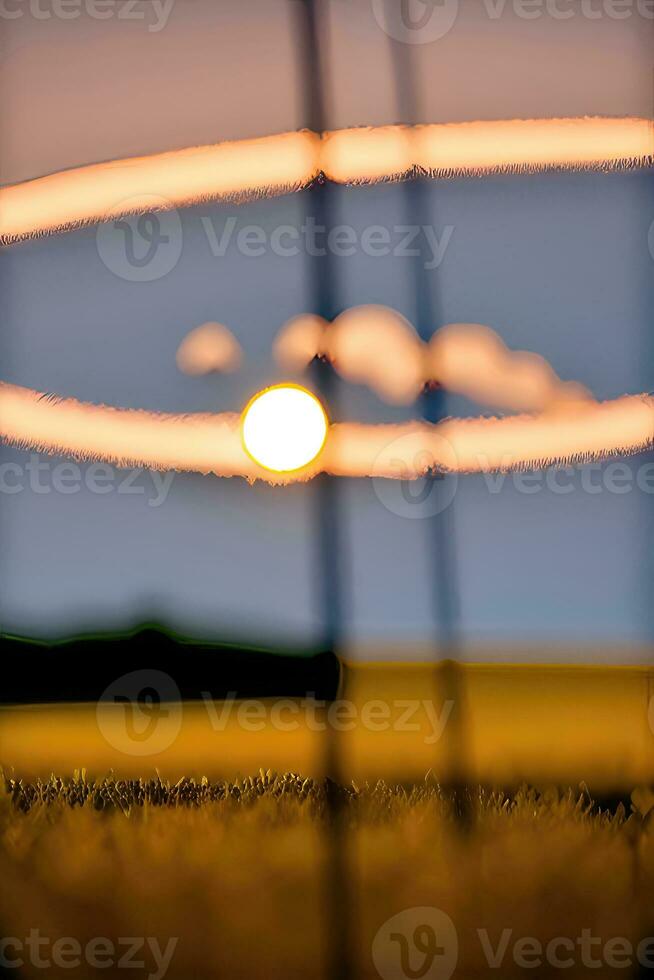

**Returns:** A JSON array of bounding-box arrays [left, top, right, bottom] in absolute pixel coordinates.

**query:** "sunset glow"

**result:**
[[2, 117, 652, 243], [0, 381, 651, 483]]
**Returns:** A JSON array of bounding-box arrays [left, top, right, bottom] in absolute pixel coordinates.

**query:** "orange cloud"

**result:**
[[274, 308, 423, 405], [0, 381, 651, 485], [2, 118, 652, 243], [275, 307, 590, 412], [428, 323, 591, 413], [176, 322, 242, 376]]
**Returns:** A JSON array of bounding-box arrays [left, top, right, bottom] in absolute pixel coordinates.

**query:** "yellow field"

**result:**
[[2, 662, 653, 789]]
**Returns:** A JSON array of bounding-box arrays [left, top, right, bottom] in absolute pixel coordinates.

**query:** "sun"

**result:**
[[241, 383, 329, 473]]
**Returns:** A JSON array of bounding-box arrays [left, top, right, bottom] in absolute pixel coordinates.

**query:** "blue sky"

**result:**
[[1, 169, 653, 656]]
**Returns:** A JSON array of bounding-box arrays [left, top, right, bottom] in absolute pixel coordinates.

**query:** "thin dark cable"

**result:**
[[630, 47, 654, 980], [291, 3, 355, 980], [385, 14, 471, 827]]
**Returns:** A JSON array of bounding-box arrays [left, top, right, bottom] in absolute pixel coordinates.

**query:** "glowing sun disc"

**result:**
[[241, 384, 329, 473]]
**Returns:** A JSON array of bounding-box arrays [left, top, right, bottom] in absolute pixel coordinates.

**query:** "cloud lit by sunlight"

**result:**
[[275, 307, 591, 412], [0, 131, 319, 244], [2, 117, 652, 243], [0, 381, 650, 486], [176, 322, 243, 376], [275, 308, 424, 405]]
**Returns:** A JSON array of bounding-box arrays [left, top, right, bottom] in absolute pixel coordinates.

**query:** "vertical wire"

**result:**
[[385, 16, 471, 826], [630, 50, 654, 980], [290, 3, 355, 978]]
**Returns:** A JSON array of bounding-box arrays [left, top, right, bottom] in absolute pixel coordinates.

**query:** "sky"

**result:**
[[0, 0, 653, 659], [0, 0, 652, 183], [2, 169, 653, 657]]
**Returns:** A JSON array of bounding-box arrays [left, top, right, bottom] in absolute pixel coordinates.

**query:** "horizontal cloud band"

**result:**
[[0, 382, 651, 484], [1, 117, 653, 243]]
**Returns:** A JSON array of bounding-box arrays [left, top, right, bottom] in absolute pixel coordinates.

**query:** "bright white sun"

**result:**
[[241, 383, 329, 473]]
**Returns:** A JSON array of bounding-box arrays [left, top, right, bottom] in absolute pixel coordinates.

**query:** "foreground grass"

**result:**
[[1, 772, 654, 978]]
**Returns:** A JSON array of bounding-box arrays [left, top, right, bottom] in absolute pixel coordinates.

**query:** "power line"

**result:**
[[290, 4, 355, 979]]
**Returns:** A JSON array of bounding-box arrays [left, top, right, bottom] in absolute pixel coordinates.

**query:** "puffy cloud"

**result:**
[[176, 322, 242, 376], [275, 305, 592, 412]]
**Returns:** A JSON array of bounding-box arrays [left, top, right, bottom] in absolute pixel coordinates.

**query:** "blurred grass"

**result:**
[[2, 771, 654, 978]]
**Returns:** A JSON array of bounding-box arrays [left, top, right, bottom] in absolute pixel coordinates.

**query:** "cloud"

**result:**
[[176, 322, 242, 376], [274, 307, 423, 405], [274, 306, 591, 412], [0, 381, 650, 485], [427, 323, 591, 413], [2, 118, 653, 243]]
